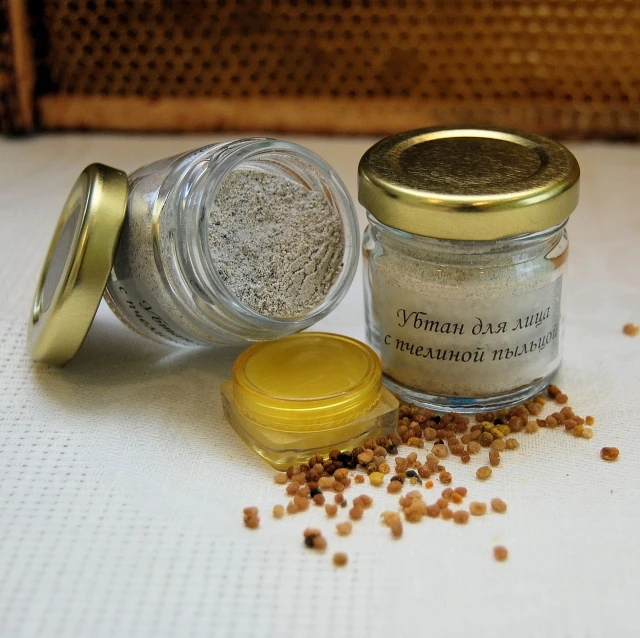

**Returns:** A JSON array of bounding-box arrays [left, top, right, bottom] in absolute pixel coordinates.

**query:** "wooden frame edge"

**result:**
[[37, 95, 640, 138], [7, 0, 35, 131]]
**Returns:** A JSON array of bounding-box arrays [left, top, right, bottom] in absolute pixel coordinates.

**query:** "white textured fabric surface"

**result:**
[[0, 134, 639, 638]]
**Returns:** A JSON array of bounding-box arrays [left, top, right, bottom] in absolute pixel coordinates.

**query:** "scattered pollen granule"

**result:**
[[476, 466, 492, 480], [469, 501, 487, 516], [601, 447, 620, 461], [243, 507, 260, 529], [333, 552, 348, 567], [491, 498, 508, 513], [622, 323, 639, 337], [494, 546, 509, 561]]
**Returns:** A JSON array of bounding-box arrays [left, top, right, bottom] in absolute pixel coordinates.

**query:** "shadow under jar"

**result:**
[[29, 139, 359, 365], [359, 126, 580, 412]]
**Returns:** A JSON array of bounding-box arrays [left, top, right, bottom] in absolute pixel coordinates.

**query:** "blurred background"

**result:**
[[1, 0, 639, 139]]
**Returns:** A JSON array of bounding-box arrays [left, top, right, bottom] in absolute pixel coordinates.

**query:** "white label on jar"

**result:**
[[106, 279, 198, 346], [374, 276, 563, 397]]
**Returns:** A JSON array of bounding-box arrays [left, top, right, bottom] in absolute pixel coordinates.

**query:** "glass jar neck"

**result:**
[[157, 139, 358, 342], [366, 212, 568, 266]]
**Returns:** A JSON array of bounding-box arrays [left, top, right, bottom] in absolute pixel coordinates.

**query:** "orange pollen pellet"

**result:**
[[425, 504, 440, 518], [336, 521, 353, 536], [476, 466, 492, 480], [439, 471, 452, 484], [494, 545, 509, 561], [453, 510, 469, 524], [387, 480, 402, 494], [425, 480, 434, 489], [333, 552, 348, 567], [454, 486, 468, 497], [490, 498, 507, 513], [325, 503, 338, 517], [601, 447, 620, 461], [272, 505, 285, 519], [469, 501, 487, 516], [586, 416, 595, 425], [451, 492, 463, 504], [354, 474, 365, 484], [349, 506, 364, 521]]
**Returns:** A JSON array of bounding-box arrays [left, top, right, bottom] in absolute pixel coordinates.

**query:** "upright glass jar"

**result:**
[[359, 126, 580, 411], [29, 139, 359, 365]]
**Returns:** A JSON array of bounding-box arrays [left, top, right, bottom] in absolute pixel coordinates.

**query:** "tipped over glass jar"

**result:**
[[29, 139, 359, 365], [359, 126, 580, 412]]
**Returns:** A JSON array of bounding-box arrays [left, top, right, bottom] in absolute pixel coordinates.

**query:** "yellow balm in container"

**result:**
[[221, 332, 399, 469]]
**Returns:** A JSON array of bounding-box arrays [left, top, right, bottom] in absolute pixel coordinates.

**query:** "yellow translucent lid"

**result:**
[[231, 333, 382, 431]]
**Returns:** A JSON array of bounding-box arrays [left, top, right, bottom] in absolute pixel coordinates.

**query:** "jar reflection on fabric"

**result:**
[[359, 126, 580, 412]]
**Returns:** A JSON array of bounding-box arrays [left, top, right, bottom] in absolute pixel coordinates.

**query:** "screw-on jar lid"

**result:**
[[28, 164, 129, 366], [358, 126, 580, 240], [231, 332, 382, 429]]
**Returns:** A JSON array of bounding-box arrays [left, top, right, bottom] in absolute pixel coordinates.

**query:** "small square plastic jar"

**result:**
[[359, 126, 580, 412], [221, 332, 399, 469]]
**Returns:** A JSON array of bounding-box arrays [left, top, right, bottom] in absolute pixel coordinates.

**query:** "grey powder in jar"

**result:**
[[207, 169, 345, 318]]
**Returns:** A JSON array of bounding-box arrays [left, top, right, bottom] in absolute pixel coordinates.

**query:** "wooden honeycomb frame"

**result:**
[[1, 0, 639, 137]]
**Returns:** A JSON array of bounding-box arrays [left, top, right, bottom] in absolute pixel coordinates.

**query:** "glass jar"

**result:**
[[29, 139, 359, 365], [359, 126, 580, 411]]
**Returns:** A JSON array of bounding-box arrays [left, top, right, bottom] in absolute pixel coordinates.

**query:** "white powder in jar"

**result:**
[[106, 161, 347, 346], [368, 246, 565, 398], [207, 169, 344, 318]]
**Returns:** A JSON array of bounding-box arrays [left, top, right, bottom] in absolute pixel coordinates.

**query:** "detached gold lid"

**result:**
[[28, 164, 129, 366], [358, 126, 580, 240]]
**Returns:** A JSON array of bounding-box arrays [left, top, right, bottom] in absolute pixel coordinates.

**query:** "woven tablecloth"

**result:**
[[0, 134, 638, 638]]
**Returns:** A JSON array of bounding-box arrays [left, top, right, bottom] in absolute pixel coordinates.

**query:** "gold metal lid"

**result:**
[[28, 164, 129, 366], [358, 126, 580, 240]]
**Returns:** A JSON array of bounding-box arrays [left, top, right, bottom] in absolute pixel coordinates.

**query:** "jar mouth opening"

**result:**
[[173, 139, 360, 331]]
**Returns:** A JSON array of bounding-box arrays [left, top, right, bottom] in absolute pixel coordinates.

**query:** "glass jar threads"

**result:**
[[29, 139, 359, 365], [359, 126, 580, 411]]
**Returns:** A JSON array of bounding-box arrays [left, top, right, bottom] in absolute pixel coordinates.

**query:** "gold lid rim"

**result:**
[[358, 125, 580, 240], [28, 164, 129, 366]]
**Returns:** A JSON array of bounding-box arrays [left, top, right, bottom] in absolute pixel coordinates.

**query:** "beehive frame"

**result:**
[[1, 0, 639, 137]]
